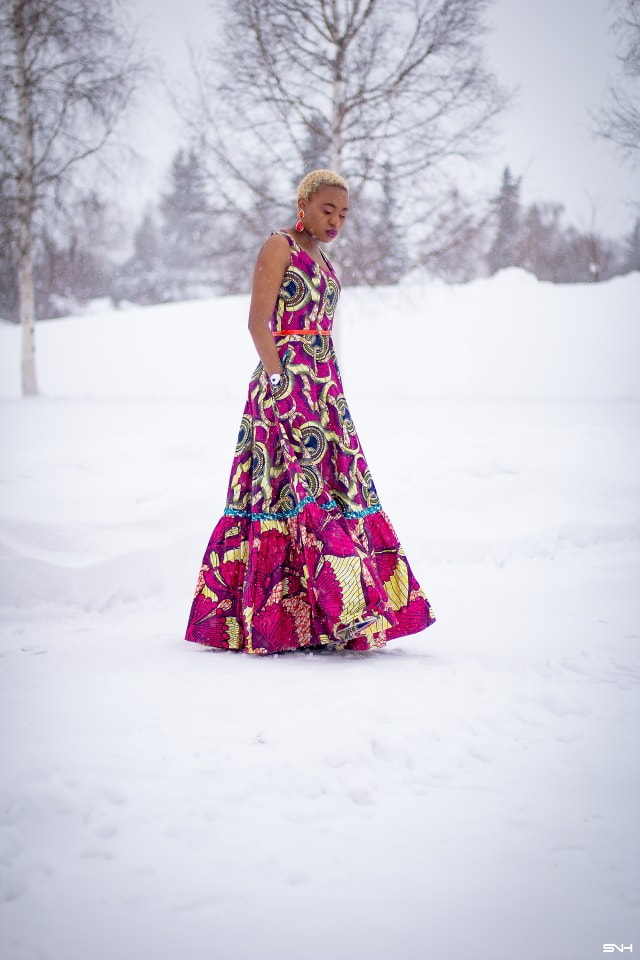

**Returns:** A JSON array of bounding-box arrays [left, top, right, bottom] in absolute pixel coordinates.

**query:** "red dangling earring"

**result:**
[[295, 209, 305, 232]]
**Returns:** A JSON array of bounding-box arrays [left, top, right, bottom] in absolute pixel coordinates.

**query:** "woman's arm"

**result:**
[[248, 234, 291, 377]]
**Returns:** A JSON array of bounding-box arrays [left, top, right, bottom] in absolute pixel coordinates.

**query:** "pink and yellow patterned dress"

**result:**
[[185, 231, 435, 654]]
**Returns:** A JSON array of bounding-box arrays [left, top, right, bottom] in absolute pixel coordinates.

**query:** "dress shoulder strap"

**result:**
[[319, 248, 335, 275], [271, 230, 296, 248]]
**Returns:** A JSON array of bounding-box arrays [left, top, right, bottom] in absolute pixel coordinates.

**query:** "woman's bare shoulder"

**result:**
[[251, 233, 291, 292], [259, 232, 292, 257], [253, 232, 291, 273]]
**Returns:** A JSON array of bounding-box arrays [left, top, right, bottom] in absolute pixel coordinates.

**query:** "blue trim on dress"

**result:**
[[224, 497, 382, 522], [342, 503, 382, 519]]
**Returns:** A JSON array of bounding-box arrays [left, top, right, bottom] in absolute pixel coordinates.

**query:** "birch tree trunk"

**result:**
[[329, 46, 344, 345], [1, 0, 143, 396], [13, 0, 38, 396]]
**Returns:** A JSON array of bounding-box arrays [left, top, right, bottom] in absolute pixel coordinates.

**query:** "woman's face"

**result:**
[[301, 185, 349, 243]]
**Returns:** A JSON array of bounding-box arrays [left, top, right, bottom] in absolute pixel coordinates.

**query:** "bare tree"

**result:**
[[0, 0, 143, 395], [595, 0, 640, 160], [181, 0, 508, 285]]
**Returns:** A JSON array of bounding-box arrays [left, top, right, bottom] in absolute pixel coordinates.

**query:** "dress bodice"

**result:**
[[270, 231, 340, 335]]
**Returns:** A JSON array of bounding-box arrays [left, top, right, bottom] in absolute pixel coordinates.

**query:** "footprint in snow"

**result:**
[[80, 847, 115, 861], [99, 786, 126, 806], [350, 787, 375, 806], [0, 880, 29, 902], [93, 822, 118, 840], [285, 868, 308, 886]]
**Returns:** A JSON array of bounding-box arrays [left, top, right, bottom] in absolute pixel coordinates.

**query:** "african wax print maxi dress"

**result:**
[[185, 231, 435, 655]]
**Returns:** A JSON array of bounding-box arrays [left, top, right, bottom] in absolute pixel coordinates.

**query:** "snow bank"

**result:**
[[0, 269, 638, 401], [346, 269, 640, 400]]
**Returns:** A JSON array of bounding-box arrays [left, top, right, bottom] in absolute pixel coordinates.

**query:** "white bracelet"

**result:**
[[269, 373, 282, 388]]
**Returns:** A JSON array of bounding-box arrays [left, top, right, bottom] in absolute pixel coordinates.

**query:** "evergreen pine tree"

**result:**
[[133, 210, 163, 274], [115, 208, 166, 305], [34, 190, 114, 317], [159, 148, 215, 298], [373, 162, 407, 283], [625, 217, 640, 272], [486, 167, 522, 275], [519, 203, 566, 281], [341, 162, 407, 284]]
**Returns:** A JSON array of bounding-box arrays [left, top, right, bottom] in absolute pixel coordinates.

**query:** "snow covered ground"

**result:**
[[1, 270, 639, 960]]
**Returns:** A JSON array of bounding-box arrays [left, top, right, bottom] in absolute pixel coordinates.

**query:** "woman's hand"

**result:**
[[268, 366, 292, 400]]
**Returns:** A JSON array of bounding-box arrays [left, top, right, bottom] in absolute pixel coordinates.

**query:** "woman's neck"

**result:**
[[290, 226, 320, 251]]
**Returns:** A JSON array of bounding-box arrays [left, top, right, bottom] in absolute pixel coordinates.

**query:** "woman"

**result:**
[[185, 169, 435, 655]]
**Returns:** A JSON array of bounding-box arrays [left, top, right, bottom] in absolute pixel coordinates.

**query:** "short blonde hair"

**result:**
[[296, 169, 349, 204]]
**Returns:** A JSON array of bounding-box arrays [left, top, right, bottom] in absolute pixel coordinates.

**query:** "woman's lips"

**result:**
[[326, 229, 337, 239]]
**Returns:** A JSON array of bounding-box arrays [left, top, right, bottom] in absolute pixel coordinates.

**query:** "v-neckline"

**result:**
[[282, 232, 334, 279]]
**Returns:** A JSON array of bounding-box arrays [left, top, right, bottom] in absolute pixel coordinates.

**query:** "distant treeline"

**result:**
[[0, 155, 637, 323]]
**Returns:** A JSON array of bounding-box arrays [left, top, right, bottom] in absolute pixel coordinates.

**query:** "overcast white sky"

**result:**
[[128, 0, 639, 236]]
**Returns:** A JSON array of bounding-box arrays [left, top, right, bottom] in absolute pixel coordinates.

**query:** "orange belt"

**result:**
[[272, 329, 331, 336]]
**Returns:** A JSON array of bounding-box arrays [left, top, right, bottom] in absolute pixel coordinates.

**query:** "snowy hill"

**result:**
[[1, 268, 639, 401], [0, 270, 639, 960]]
